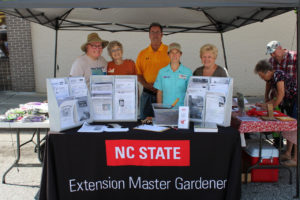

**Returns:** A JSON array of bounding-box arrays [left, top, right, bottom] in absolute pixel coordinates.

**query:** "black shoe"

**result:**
[[273, 137, 283, 149]]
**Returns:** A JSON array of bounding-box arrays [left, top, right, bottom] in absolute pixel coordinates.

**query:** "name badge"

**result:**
[[91, 67, 106, 75], [179, 74, 187, 79], [163, 76, 170, 78]]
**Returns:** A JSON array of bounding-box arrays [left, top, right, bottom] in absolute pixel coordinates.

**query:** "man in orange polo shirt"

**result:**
[[136, 22, 170, 120]]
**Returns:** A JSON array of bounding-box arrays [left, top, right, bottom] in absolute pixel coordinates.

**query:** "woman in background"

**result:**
[[254, 59, 297, 167]]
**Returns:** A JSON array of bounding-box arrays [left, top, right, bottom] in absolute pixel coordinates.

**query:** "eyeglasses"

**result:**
[[89, 44, 103, 49], [150, 31, 162, 35], [111, 48, 121, 53]]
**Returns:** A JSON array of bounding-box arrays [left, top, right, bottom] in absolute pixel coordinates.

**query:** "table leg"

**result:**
[[278, 132, 293, 184], [37, 128, 42, 162], [2, 129, 21, 184]]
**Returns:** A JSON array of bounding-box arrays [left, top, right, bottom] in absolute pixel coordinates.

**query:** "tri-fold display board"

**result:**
[[185, 76, 233, 127], [47, 75, 138, 132], [90, 75, 138, 122]]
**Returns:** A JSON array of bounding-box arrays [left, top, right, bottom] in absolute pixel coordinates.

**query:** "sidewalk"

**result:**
[[0, 91, 298, 200]]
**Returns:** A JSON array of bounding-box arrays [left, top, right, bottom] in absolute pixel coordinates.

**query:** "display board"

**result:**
[[90, 75, 138, 122], [185, 76, 233, 127], [47, 77, 93, 132]]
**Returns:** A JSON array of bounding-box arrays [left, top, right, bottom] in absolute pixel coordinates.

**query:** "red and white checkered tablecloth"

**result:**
[[231, 112, 297, 144]]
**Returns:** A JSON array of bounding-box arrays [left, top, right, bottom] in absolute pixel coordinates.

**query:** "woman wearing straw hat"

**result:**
[[70, 32, 109, 88], [154, 42, 192, 108]]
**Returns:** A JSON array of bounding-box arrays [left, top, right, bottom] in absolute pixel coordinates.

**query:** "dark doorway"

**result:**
[[0, 12, 11, 91]]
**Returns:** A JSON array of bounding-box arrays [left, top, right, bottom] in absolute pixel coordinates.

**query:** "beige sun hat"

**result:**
[[168, 42, 182, 53], [81, 33, 109, 52]]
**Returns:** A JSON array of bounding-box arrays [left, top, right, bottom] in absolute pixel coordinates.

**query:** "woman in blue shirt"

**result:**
[[154, 43, 192, 108]]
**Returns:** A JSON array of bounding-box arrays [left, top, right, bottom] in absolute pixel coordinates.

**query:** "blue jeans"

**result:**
[[139, 91, 156, 120], [292, 102, 298, 119]]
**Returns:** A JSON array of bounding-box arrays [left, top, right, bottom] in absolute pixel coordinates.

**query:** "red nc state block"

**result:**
[[105, 140, 190, 166]]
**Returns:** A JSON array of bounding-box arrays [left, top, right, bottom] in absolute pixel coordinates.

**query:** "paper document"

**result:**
[[78, 122, 106, 132], [114, 78, 136, 120], [91, 82, 113, 96], [92, 97, 113, 120], [59, 99, 76, 128], [188, 77, 209, 91], [78, 122, 129, 132], [205, 92, 226, 124], [236, 116, 261, 121], [194, 122, 218, 132], [69, 77, 88, 98], [134, 124, 170, 132], [76, 97, 91, 121]]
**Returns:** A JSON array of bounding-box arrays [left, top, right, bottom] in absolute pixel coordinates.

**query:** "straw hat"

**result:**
[[81, 33, 109, 52]]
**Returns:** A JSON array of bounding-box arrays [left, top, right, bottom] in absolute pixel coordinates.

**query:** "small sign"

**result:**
[[178, 106, 189, 129]]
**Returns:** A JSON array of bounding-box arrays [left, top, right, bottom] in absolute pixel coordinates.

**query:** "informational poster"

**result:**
[[91, 82, 113, 96], [51, 78, 69, 100], [90, 75, 137, 122], [47, 77, 92, 132], [114, 78, 136, 120], [92, 97, 113, 120], [59, 99, 76, 128], [76, 97, 91, 122], [185, 76, 232, 126], [205, 92, 226, 124], [69, 77, 88, 98], [91, 81, 113, 120]]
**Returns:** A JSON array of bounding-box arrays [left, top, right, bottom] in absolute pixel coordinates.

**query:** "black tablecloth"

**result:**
[[39, 123, 241, 200]]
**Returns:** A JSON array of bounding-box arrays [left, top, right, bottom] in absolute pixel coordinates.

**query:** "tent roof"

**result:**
[[0, 0, 299, 8], [1, 7, 296, 34], [0, 1, 299, 34]]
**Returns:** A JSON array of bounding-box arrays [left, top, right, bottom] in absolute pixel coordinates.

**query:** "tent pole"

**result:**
[[54, 19, 58, 78], [220, 33, 228, 69], [296, 7, 300, 199]]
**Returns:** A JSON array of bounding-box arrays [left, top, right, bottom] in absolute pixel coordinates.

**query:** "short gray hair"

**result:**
[[254, 59, 273, 74], [107, 40, 123, 57]]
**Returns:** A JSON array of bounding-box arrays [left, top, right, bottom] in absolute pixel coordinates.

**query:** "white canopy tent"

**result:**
[[1, 0, 300, 197]]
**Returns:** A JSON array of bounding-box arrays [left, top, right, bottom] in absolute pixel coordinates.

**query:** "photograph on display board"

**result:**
[[187, 93, 205, 122], [76, 97, 90, 121]]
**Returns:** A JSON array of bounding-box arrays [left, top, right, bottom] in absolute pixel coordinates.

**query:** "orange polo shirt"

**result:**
[[136, 43, 170, 84]]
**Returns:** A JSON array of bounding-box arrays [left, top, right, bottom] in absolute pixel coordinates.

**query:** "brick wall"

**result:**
[[6, 14, 35, 92]]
